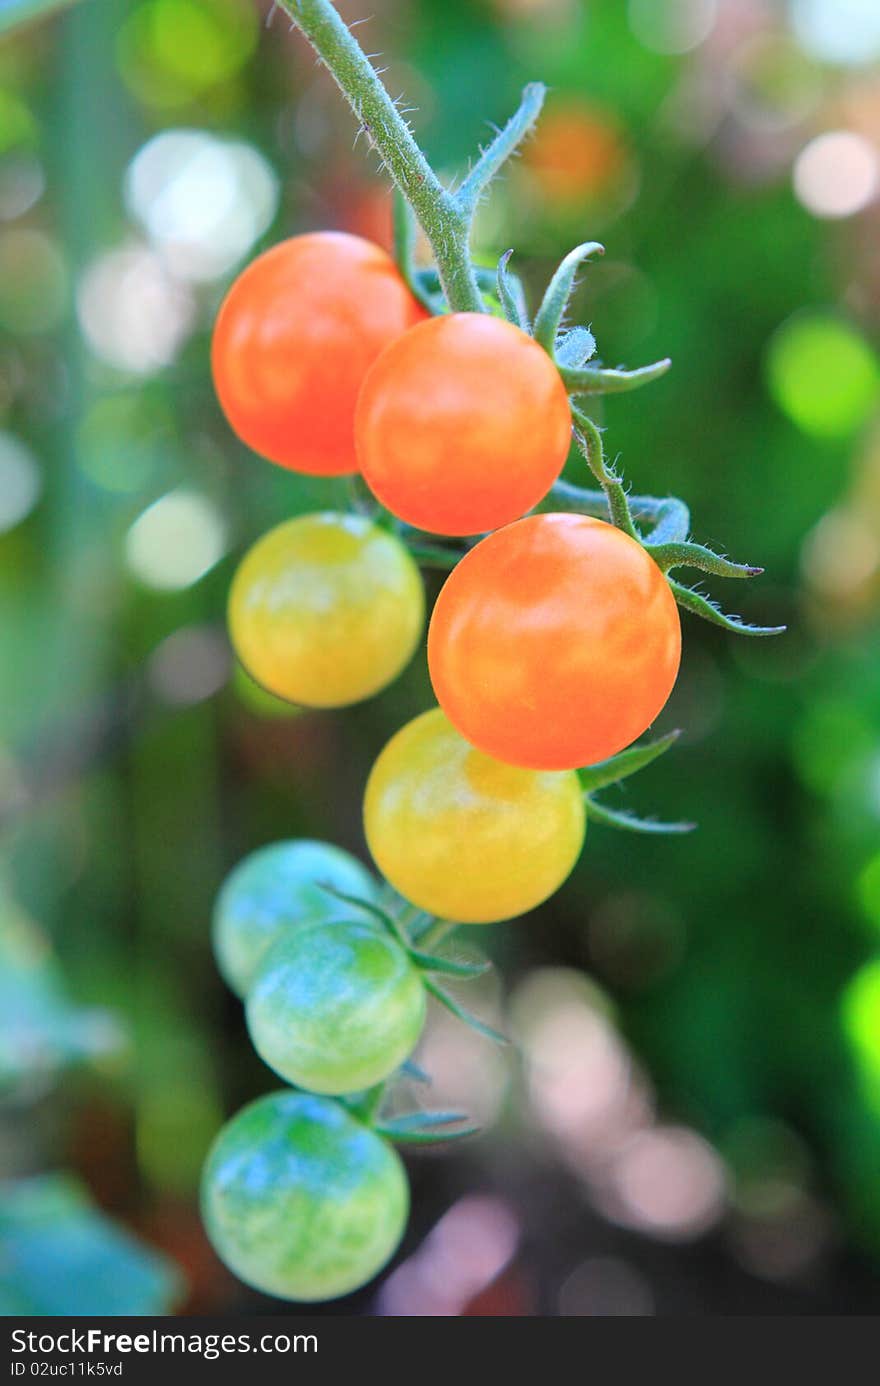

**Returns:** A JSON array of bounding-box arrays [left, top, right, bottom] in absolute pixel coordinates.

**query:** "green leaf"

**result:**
[[376, 1111, 480, 1144], [561, 358, 672, 395], [409, 949, 491, 979], [423, 977, 509, 1045], [669, 578, 786, 637], [534, 241, 604, 355], [0, 1175, 182, 1315], [647, 539, 763, 580], [584, 796, 696, 835], [578, 730, 681, 794]]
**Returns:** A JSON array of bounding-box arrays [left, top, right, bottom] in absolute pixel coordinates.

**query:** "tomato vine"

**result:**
[[200, 0, 784, 1305]]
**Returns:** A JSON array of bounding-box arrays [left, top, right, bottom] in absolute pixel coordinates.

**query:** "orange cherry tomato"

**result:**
[[355, 313, 572, 536], [212, 232, 427, 476], [428, 513, 681, 770]]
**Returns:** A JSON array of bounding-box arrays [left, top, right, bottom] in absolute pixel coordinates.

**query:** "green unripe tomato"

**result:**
[[212, 840, 379, 997], [246, 918, 427, 1095], [201, 1090, 408, 1302]]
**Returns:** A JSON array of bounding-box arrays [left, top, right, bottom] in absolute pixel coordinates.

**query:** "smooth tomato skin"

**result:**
[[228, 511, 425, 708], [201, 1091, 408, 1302], [363, 708, 586, 924], [212, 840, 380, 998], [246, 918, 426, 1094], [355, 313, 572, 536], [212, 232, 427, 475], [428, 514, 681, 770]]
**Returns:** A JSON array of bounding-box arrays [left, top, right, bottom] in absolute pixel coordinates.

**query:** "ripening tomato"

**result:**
[[246, 918, 426, 1094], [428, 513, 681, 770], [212, 840, 380, 998], [201, 1091, 408, 1302], [228, 512, 425, 708], [355, 313, 572, 536], [363, 708, 585, 924], [212, 232, 427, 475]]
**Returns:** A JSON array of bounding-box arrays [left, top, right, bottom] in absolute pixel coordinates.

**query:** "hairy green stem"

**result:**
[[571, 407, 639, 540], [279, 0, 528, 313]]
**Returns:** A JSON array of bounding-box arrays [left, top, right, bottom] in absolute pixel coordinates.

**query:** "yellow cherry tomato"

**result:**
[[363, 708, 586, 924], [228, 512, 425, 708]]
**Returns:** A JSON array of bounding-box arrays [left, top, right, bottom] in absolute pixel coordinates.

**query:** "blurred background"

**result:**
[[2, 0, 880, 1317]]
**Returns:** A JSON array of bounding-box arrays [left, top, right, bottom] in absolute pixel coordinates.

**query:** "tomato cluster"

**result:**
[[205, 230, 685, 1303]]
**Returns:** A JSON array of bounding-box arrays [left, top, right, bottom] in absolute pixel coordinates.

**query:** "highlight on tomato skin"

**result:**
[[227, 511, 425, 710], [201, 1090, 409, 1303], [355, 312, 573, 537], [211, 231, 428, 476], [428, 513, 682, 771], [363, 706, 586, 924]]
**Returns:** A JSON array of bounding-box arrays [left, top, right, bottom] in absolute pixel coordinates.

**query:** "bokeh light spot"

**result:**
[[800, 509, 879, 597], [628, 0, 717, 55], [841, 959, 880, 1093], [765, 313, 880, 439], [0, 230, 67, 334], [76, 394, 172, 495], [148, 626, 231, 704], [0, 88, 36, 154], [77, 245, 194, 375], [790, 0, 880, 68], [125, 129, 278, 282], [125, 489, 227, 591], [793, 131, 879, 219], [0, 433, 41, 533], [118, 0, 258, 109]]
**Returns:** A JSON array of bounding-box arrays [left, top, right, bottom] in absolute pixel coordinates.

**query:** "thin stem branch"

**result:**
[[456, 82, 546, 216], [278, 0, 483, 311], [571, 406, 638, 540]]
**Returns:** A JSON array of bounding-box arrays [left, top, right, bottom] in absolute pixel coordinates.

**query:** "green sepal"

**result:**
[[555, 326, 597, 369], [561, 358, 672, 396], [399, 1058, 432, 1085], [533, 241, 604, 355], [455, 82, 546, 217], [496, 249, 529, 330], [584, 796, 696, 835], [392, 190, 437, 314], [405, 542, 463, 571], [669, 578, 786, 637], [375, 1111, 480, 1144], [315, 885, 408, 946], [409, 950, 491, 979], [647, 539, 763, 580], [423, 977, 509, 1046], [578, 730, 681, 794]]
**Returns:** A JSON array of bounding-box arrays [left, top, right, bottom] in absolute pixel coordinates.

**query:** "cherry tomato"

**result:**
[[363, 708, 585, 924], [201, 1091, 408, 1302], [428, 514, 681, 770], [212, 840, 380, 998], [246, 917, 426, 1094], [212, 232, 427, 475], [355, 313, 572, 536], [228, 511, 424, 708]]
